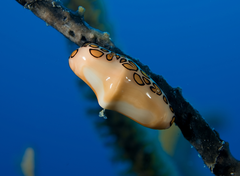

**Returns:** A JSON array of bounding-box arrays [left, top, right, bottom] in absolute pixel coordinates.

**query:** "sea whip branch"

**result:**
[[15, 0, 240, 175]]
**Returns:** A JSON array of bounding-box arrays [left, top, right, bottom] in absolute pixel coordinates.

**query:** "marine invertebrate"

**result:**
[[15, 0, 240, 175], [69, 43, 175, 129]]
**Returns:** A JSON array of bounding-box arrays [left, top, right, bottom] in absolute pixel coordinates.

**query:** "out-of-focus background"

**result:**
[[1, 0, 240, 175]]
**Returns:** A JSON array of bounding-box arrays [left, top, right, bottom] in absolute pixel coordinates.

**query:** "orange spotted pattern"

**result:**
[[122, 61, 138, 71], [70, 49, 78, 58], [120, 58, 127, 63], [80, 43, 175, 126], [89, 49, 104, 58], [133, 73, 144, 86], [106, 53, 114, 61]]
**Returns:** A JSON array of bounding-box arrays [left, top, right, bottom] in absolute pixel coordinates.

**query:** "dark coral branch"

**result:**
[[16, 0, 117, 50], [16, 0, 240, 175]]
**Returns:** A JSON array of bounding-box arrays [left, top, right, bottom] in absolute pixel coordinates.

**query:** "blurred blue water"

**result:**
[[0, 0, 240, 176]]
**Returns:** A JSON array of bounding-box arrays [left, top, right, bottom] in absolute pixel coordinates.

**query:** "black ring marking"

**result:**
[[83, 42, 90, 47], [101, 48, 109, 52], [133, 73, 145, 86], [142, 77, 151, 85], [89, 44, 99, 48], [170, 116, 175, 126], [106, 53, 114, 61], [169, 105, 174, 113], [70, 49, 78, 58], [89, 49, 104, 58], [140, 70, 149, 78], [122, 61, 138, 71], [120, 58, 127, 63], [115, 55, 120, 60], [163, 95, 168, 104]]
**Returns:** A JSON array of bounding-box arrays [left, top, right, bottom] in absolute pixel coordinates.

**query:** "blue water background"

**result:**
[[1, 0, 240, 175]]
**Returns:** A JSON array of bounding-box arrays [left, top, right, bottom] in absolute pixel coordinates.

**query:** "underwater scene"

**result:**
[[1, 0, 240, 175]]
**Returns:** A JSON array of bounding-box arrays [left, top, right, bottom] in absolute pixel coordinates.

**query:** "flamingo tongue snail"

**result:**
[[69, 43, 175, 129]]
